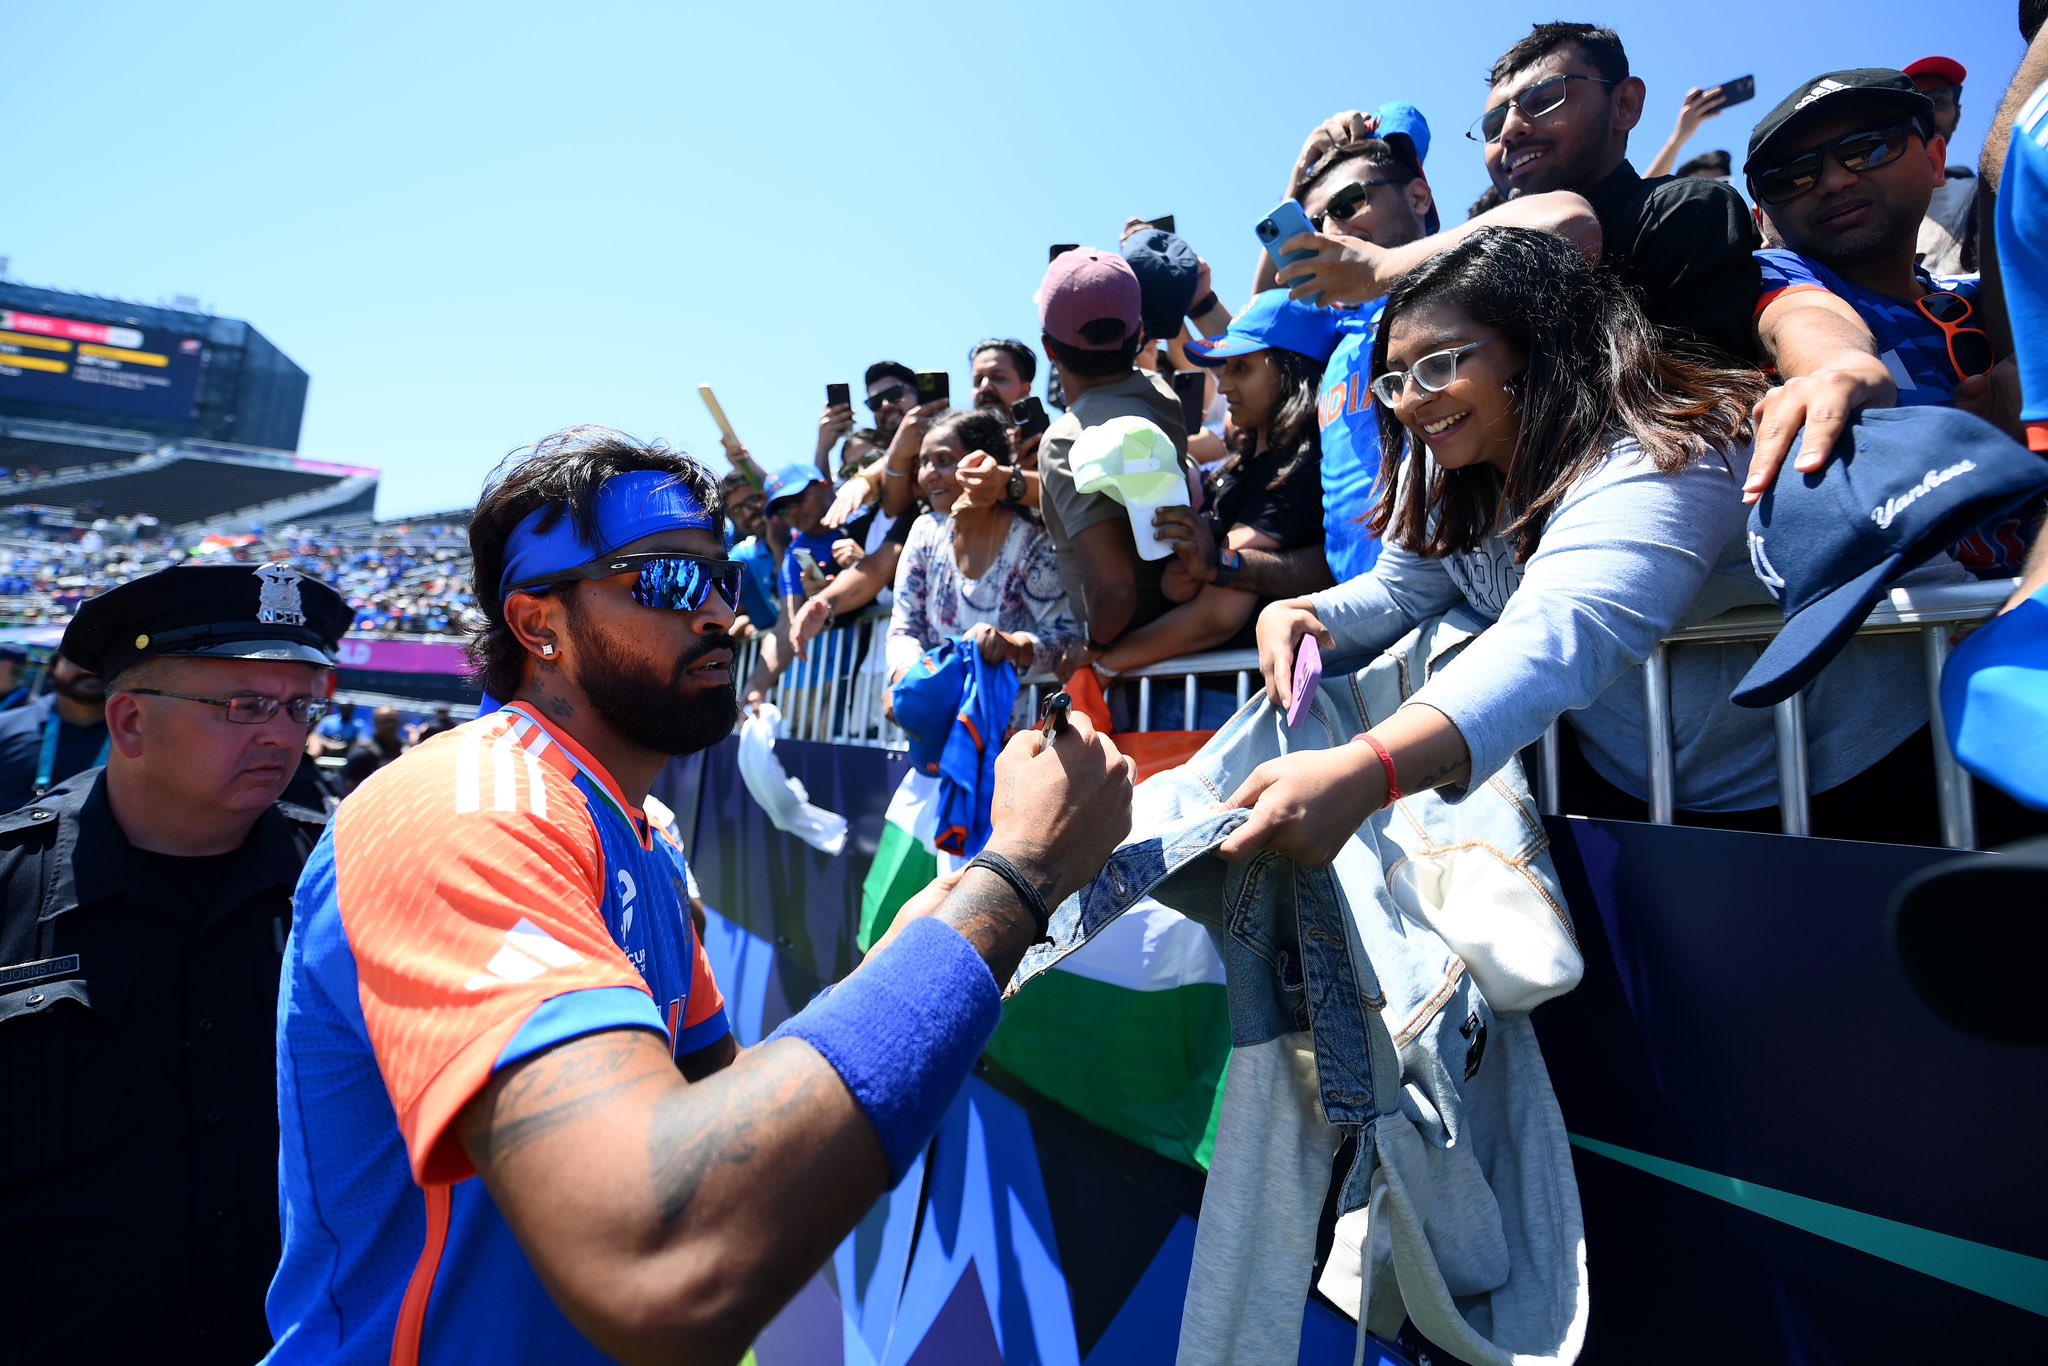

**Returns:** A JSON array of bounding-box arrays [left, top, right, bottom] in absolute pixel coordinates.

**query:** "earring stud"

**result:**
[[541, 643, 557, 657]]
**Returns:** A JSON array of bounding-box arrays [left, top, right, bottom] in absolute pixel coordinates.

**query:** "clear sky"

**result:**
[[9, 0, 2023, 516]]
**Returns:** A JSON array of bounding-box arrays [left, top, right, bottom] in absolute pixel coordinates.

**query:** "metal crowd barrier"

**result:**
[[738, 579, 2017, 850]]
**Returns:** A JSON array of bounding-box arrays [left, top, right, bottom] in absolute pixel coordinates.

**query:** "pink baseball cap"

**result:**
[[1036, 249, 1143, 351]]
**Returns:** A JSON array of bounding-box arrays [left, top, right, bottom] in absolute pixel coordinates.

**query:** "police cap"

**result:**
[[62, 563, 351, 680]]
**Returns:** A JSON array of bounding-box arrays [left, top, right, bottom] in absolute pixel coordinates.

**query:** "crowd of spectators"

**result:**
[[709, 15, 2047, 845], [0, 518, 475, 636]]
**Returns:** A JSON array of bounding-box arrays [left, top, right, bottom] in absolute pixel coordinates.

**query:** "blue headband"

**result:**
[[498, 470, 716, 598]]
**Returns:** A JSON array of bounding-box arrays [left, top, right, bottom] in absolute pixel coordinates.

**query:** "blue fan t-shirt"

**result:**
[[1755, 249, 2032, 577], [1998, 76, 2048, 450], [1754, 248, 1979, 407], [1316, 300, 1390, 584]]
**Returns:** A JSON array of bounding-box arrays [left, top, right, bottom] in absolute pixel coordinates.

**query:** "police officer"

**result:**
[[0, 562, 350, 1365]]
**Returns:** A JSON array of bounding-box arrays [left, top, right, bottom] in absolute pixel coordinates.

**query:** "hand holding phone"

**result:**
[[1713, 75, 1755, 109], [1010, 396, 1050, 440], [1286, 634, 1323, 728], [1255, 200, 1323, 306], [825, 382, 851, 409], [915, 371, 950, 405]]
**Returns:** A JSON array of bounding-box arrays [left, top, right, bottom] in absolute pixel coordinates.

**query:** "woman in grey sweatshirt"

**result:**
[[1216, 227, 1938, 867]]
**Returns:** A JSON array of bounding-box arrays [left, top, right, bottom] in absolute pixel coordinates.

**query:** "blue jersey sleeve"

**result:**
[[1997, 77, 2048, 440], [1754, 248, 1832, 311]]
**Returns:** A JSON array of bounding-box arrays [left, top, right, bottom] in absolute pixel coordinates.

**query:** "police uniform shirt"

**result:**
[[0, 769, 327, 1364]]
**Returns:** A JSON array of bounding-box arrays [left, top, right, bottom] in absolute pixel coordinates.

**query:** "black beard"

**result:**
[[567, 618, 738, 756]]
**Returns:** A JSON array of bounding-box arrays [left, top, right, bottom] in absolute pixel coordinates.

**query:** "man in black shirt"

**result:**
[[1274, 22, 1758, 365], [0, 561, 350, 1364], [341, 704, 407, 793], [1479, 21, 1760, 362]]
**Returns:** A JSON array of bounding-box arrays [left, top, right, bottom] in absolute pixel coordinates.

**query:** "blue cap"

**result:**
[[1120, 229, 1201, 341], [1941, 585, 2048, 809], [764, 463, 825, 511], [1733, 406, 2048, 708], [1183, 290, 1345, 366]]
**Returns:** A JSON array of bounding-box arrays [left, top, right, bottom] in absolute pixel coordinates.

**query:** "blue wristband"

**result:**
[[770, 918, 1001, 1185]]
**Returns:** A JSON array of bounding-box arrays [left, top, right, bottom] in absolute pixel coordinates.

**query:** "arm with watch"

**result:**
[[955, 450, 1038, 511], [1152, 506, 1336, 598]]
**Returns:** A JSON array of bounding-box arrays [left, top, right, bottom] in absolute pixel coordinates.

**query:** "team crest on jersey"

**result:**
[[255, 563, 308, 626]]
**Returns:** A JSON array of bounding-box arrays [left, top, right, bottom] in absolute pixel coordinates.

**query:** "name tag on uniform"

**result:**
[[0, 955, 82, 991]]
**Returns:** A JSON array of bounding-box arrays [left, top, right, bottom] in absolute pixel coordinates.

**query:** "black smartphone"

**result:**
[[825, 382, 850, 408], [1716, 75, 1755, 109], [1147, 215, 1177, 235], [1171, 372, 1208, 438], [914, 370, 949, 405], [1049, 242, 1080, 262], [1010, 396, 1050, 440]]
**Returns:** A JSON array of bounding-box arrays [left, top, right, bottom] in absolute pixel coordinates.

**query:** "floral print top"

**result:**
[[887, 510, 1081, 679]]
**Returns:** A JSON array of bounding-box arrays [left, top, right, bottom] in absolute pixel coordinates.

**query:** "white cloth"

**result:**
[[735, 703, 848, 855]]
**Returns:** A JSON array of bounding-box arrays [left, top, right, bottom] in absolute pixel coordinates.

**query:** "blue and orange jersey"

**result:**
[[265, 703, 729, 1364]]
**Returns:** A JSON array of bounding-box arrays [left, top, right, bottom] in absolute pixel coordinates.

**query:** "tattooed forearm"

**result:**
[[1410, 758, 1470, 790], [459, 1031, 666, 1168], [644, 1040, 847, 1229], [940, 861, 1049, 982]]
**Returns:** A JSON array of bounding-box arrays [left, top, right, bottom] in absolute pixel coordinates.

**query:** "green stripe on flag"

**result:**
[[858, 819, 938, 952], [986, 967, 1230, 1170]]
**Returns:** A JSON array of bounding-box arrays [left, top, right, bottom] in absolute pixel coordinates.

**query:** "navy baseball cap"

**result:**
[[763, 463, 825, 511], [1184, 290, 1345, 367], [1121, 229, 1201, 341], [1734, 406, 2048, 708], [63, 562, 350, 681]]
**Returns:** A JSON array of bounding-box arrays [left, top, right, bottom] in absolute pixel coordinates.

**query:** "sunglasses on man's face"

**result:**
[[511, 552, 744, 614], [1469, 73, 1619, 144], [1916, 290, 1995, 380], [1752, 124, 1917, 205], [1310, 175, 1413, 231], [866, 382, 910, 413]]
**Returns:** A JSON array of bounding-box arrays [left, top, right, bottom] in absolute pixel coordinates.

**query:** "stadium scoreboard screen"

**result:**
[[0, 307, 206, 421]]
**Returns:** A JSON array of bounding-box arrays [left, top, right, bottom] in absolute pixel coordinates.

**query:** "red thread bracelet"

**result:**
[[1360, 734, 1402, 806]]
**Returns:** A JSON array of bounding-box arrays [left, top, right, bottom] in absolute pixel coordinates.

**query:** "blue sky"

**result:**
[[9, 0, 2023, 516]]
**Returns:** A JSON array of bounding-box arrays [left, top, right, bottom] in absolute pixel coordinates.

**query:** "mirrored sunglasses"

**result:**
[[1752, 125, 1916, 205]]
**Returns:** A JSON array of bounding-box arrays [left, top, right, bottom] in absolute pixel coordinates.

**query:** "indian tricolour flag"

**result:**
[[859, 762, 1230, 1171]]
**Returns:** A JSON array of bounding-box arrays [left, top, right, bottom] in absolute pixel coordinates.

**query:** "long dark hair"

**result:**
[[1368, 227, 1764, 560], [1218, 347, 1325, 493]]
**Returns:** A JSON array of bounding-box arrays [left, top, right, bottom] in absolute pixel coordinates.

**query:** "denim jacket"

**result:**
[[1012, 610, 1589, 1363]]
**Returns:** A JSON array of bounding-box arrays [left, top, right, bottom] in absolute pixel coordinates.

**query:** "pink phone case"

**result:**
[[1286, 635, 1322, 727]]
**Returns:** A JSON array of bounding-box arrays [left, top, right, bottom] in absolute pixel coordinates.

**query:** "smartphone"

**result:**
[[914, 370, 949, 405], [1255, 200, 1323, 305], [825, 382, 850, 408], [1146, 214, 1177, 236], [793, 547, 822, 579], [1286, 634, 1323, 728], [1010, 396, 1050, 440], [1049, 242, 1080, 262], [1171, 372, 1208, 438], [1715, 74, 1756, 109]]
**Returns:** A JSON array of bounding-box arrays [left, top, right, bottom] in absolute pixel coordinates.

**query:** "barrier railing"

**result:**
[[739, 578, 2016, 850]]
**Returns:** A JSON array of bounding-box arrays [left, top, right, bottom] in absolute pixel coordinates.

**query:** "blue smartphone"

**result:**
[[1256, 200, 1323, 305]]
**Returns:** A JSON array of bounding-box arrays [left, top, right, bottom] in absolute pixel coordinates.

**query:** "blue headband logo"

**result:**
[[499, 469, 715, 597]]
